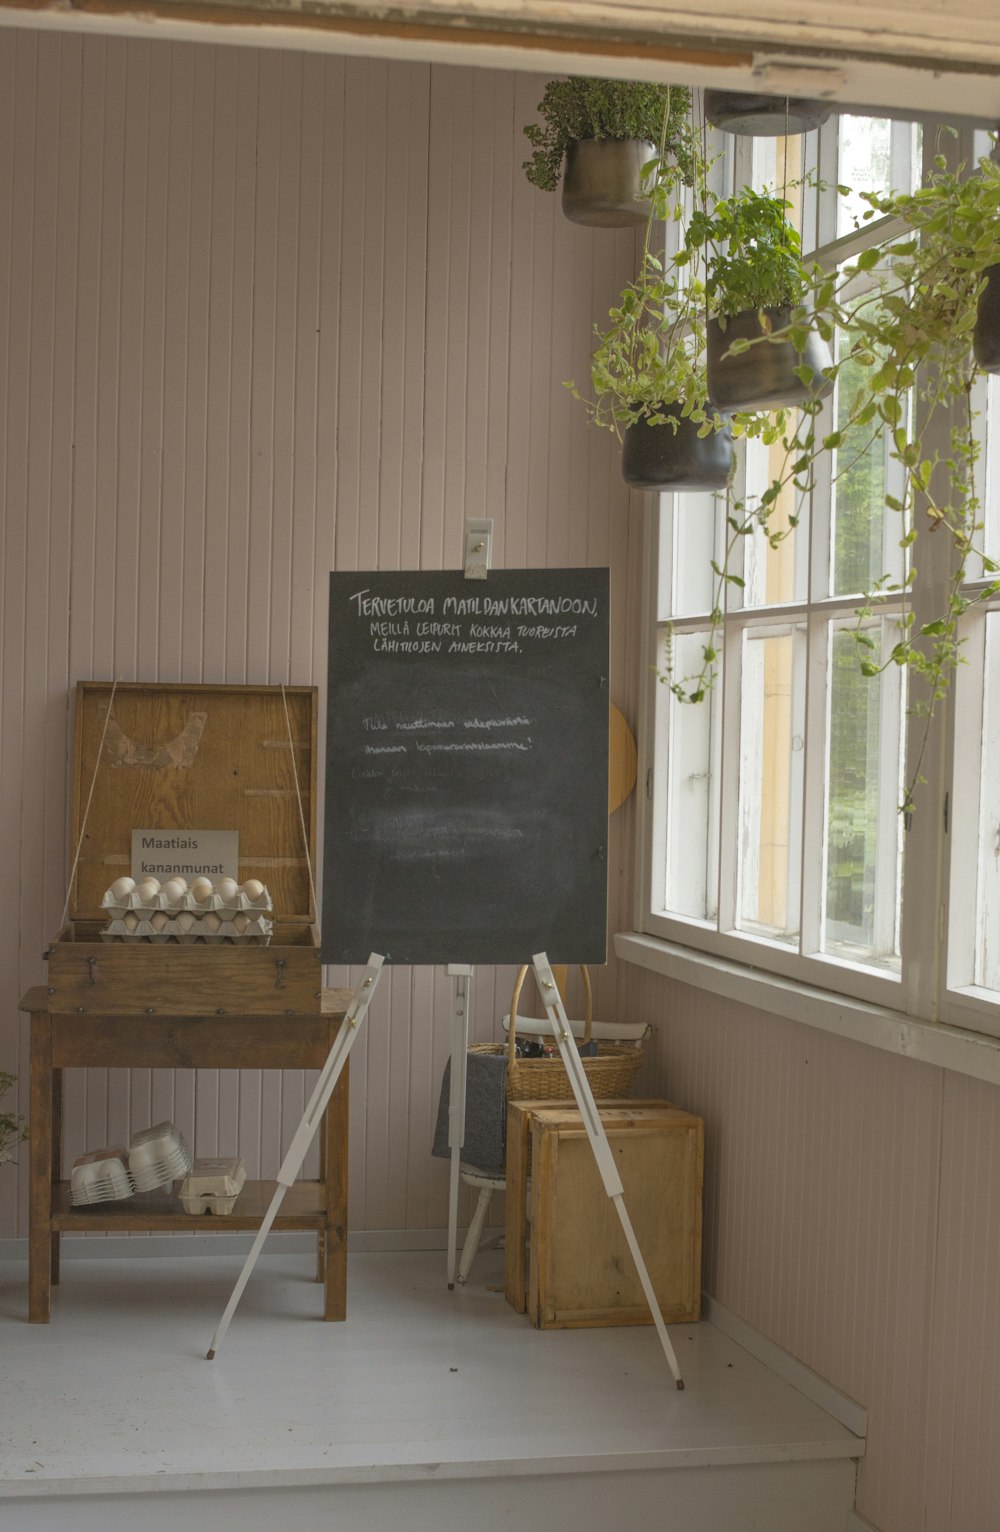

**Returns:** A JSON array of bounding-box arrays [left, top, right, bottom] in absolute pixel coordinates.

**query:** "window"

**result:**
[[637, 113, 1000, 1036]]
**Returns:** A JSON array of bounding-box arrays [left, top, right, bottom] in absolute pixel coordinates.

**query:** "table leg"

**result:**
[[316, 1077, 327, 1284], [322, 1038, 348, 1321], [504, 1105, 530, 1313], [29, 1010, 53, 1323], [51, 1066, 62, 1286]]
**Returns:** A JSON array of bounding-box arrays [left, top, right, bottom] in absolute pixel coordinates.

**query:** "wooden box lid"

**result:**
[[68, 683, 318, 925]]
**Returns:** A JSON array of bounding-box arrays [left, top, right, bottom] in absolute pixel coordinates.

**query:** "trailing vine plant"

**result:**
[[691, 151, 1000, 807], [574, 113, 1000, 806]]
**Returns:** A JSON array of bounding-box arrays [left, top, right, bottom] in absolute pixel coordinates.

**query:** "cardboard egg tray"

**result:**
[[102, 913, 273, 945], [101, 888, 273, 916]]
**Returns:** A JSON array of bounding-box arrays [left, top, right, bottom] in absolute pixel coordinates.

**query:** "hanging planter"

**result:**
[[522, 78, 695, 228], [707, 305, 834, 411], [562, 138, 657, 228], [973, 263, 1000, 373], [687, 187, 834, 410], [621, 410, 734, 491], [704, 89, 833, 138]]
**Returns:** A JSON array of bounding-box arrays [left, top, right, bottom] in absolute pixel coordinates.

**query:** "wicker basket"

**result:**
[[470, 966, 645, 1103]]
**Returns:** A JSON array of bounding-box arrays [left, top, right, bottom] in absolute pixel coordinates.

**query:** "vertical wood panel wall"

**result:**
[[6, 27, 1000, 1532], [627, 963, 1000, 1532], [0, 32, 641, 1236]]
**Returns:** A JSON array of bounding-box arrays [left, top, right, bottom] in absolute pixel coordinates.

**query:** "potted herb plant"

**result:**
[[522, 78, 694, 228], [686, 186, 834, 410], [575, 235, 734, 491], [0, 1071, 26, 1167]]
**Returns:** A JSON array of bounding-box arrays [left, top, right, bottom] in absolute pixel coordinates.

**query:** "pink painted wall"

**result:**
[[627, 964, 1000, 1532], [3, 28, 1000, 1532], [0, 32, 640, 1235]]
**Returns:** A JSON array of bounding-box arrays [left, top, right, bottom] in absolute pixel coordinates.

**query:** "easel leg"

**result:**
[[531, 953, 685, 1389], [207, 955, 384, 1359], [445, 964, 472, 1289]]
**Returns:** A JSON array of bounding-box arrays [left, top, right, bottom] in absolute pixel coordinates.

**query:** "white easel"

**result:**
[[529, 951, 684, 1389], [206, 953, 386, 1359], [445, 962, 472, 1288], [443, 518, 494, 1288]]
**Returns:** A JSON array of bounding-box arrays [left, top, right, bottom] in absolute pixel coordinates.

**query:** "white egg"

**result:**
[[136, 878, 161, 903], [191, 876, 215, 904], [200, 911, 222, 934], [122, 912, 139, 932], [242, 879, 265, 901], [110, 876, 136, 901], [175, 911, 196, 934], [162, 878, 187, 904], [216, 877, 239, 903], [232, 912, 250, 934], [150, 911, 169, 932]]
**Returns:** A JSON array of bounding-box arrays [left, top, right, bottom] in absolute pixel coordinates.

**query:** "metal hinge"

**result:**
[[943, 790, 950, 834]]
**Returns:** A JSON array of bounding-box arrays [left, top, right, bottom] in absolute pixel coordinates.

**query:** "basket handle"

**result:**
[[506, 964, 593, 1064]]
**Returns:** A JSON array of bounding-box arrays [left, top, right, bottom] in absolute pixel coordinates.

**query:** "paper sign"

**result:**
[[132, 830, 239, 881]]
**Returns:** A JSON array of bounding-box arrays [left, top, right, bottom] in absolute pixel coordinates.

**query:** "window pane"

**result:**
[[830, 311, 906, 598], [742, 430, 809, 608], [978, 374, 1000, 572], [823, 622, 904, 971], [736, 624, 806, 941], [669, 493, 722, 619], [973, 612, 1000, 991], [837, 116, 921, 235], [660, 630, 720, 921]]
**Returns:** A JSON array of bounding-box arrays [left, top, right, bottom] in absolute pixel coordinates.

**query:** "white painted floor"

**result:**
[[0, 1244, 862, 1531]]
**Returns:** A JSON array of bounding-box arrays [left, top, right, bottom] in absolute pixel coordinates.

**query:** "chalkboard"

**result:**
[[321, 568, 609, 966]]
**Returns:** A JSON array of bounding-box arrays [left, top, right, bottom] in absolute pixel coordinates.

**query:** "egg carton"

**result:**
[[178, 1156, 246, 1215], [70, 1147, 135, 1205], [129, 1122, 194, 1192], [102, 914, 273, 945], [101, 886, 273, 918]]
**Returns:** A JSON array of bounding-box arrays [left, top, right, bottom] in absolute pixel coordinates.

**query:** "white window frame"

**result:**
[[631, 113, 1000, 1043]]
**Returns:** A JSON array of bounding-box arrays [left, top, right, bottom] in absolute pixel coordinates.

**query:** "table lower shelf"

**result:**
[[50, 1180, 327, 1232]]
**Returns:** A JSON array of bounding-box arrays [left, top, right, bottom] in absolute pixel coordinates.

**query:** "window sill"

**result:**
[[615, 930, 1000, 1088]]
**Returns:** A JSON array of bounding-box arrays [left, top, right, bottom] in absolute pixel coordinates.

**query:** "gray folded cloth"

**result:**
[[431, 1051, 507, 1178]]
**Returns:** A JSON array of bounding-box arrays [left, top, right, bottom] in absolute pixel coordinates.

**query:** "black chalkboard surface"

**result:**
[[322, 568, 609, 965]]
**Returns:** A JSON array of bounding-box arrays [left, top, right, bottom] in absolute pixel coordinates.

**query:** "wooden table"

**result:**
[[21, 984, 352, 1324]]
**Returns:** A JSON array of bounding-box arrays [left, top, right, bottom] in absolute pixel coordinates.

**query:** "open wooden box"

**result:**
[[46, 682, 322, 1015]]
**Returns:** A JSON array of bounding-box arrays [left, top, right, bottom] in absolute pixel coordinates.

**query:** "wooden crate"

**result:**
[[46, 682, 322, 1016], [528, 1104, 703, 1329]]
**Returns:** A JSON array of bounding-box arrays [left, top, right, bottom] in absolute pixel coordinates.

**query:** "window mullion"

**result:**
[[799, 613, 829, 956], [717, 614, 743, 934], [899, 118, 972, 1021]]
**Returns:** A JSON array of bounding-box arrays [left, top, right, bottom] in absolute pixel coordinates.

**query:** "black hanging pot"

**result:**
[[562, 138, 657, 228], [973, 264, 1000, 373], [621, 409, 734, 491], [707, 306, 834, 411], [704, 90, 833, 137]]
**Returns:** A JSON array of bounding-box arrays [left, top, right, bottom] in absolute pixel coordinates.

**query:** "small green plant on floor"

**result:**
[[0, 1071, 27, 1166]]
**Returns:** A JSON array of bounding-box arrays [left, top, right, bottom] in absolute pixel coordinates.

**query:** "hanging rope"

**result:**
[[60, 678, 119, 929], [281, 682, 319, 926]]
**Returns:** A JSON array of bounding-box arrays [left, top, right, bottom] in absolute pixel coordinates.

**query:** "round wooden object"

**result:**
[[609, 704, 637, 814]]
